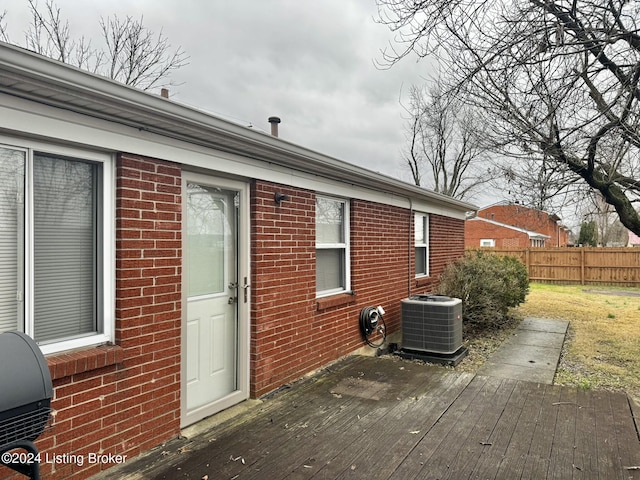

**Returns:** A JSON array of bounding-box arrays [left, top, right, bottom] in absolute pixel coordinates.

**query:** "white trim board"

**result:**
[[0, 95, 469, 219]]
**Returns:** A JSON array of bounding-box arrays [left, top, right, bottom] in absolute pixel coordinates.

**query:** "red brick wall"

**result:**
[[478, 205, 566, 246], [350, 198, 413, 350], [250, 181, 317, 397], [465, 218, 529, 248], [250, 181, 466, 397], [0, 154, 183, 480], [419, 214, 466, 291], [2, 169, 466, 479], [111, 154, 182, 458]]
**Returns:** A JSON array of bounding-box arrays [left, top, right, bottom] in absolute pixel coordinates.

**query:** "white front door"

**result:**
[[182, 174, 249, 427]]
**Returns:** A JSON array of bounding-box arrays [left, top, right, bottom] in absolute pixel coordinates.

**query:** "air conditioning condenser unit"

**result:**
[[401, 295, 463, 354]]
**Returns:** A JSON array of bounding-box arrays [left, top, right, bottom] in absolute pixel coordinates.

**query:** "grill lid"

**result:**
[[0, 332, 53, 412]]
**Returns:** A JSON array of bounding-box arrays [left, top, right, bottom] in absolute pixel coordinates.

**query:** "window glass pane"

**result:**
[[317, 197, 344, 244], [316, 248, 345, 292], [415, 247, 427, 276], [0, 147, 25, 333], [187, 184, 228, 297], [33, 154, 97, 343], [415, 214, 425, 244]]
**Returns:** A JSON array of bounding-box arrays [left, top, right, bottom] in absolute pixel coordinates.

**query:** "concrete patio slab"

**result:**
[[475, 361, 558, 384], [501, 328, 566, 349], [476, 317, 569, 384], [487, 343, 561, 367], [520, 317, 569, 334]]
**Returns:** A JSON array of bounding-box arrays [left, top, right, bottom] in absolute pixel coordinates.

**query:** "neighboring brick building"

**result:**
[[465, 202, 569, 248], [0, 43, 474, 478], [465, 217, 549, 248]]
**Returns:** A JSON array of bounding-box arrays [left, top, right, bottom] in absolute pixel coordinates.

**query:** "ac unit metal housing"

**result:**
[[401, 295, 463, 354]]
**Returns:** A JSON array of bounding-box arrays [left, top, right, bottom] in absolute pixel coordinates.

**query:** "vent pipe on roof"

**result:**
[[161, 88, 169, 99], [268, 116, 281, 137]]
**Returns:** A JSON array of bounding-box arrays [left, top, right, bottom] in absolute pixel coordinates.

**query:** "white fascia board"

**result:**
[[0, 43, 475, 217], [0, 95, 410, 211], [528, 233, 551, 240], [0, 93, 473, 219]]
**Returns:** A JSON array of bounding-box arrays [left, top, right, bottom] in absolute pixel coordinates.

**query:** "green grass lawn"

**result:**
[[515, 283, 640, 399]]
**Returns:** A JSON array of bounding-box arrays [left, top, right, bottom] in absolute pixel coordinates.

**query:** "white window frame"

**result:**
[[480, 239, 496, 247], [0, 136, 114, 355], [415, 212, 429, 278], [316, 195, 350, 297]]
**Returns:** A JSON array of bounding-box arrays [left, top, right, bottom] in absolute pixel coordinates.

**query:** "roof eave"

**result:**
[[0, 42, 476, 213], [470, 217, 549, 237]]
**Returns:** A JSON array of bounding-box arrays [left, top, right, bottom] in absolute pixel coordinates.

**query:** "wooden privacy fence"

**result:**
[[469, 247, 640, 287]]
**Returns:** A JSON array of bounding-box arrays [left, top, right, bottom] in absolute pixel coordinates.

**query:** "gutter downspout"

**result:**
[[407, 196, 414, 299]]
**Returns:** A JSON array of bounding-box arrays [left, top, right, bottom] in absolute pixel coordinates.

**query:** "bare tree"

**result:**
[[495, 153, 584, 212], [0, 11, 7, 42], [99, 15, 187, 91], [376, 0, 640, 236], [582, 191, 629, 246], [0, 0, 187, 91], [403, 82, 491, 200]]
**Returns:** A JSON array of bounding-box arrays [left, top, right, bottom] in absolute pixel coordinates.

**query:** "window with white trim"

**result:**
[[316, 196, 350, 296], [480, 239, 495, 247], [415, 213, 429, 277], [0, 141, 113, 354]]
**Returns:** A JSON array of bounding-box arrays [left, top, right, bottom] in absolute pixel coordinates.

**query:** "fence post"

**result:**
[[580, 248, 585, 285], [525, 248, 531, 277]]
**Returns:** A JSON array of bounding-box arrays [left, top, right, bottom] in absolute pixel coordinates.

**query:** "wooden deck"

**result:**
[[105, 355, 640, 480]]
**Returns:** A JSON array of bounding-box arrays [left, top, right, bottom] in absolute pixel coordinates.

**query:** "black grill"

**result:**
[[0, 331, 53, 480]]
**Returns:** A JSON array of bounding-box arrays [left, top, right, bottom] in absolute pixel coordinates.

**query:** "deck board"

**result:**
[[419, 375, 504, 480], [610, 391, 640, 475], [593, 389, 620, 478], [442, 377, 519, 479], [469, 379, 530, 480], [547, 387, 579, 480], [338, 375, 475, 480], [572, 388, 598, 479], [520, 383, 562, 480], [330, 373, 474, 480], [97, 355, 640, 480], [387, 374, 493, 480], [494, 382, 547, 480]]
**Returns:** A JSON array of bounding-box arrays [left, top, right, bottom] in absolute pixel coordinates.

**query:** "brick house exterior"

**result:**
[[465, 203, 569, 248], [250, 182, 466, 396], [0, 43, 474, 479], [465, 217, 549, 248]]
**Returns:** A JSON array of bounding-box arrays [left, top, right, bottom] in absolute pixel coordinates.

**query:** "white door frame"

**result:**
[[181, 171, 250, 428]]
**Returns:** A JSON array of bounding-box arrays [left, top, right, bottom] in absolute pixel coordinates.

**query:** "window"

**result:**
[[415, 213, 429, 277], [316, 196, 350, 296], [480, 239, 496, 247], [0, 142, 113, 354]]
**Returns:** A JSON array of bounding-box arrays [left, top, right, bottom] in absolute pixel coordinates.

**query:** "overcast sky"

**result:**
[[2, 0, 446, 184]]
